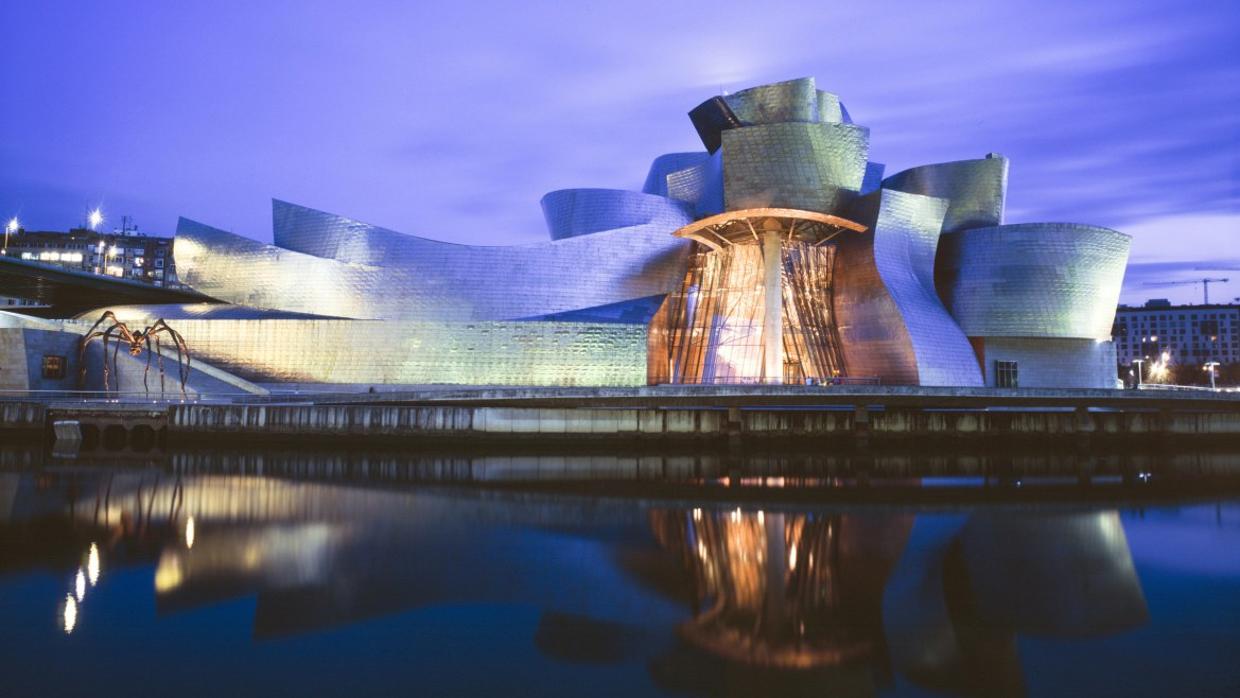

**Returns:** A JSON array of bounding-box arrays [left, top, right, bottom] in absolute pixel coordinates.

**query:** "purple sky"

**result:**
[[2, 0, 1238, 304]]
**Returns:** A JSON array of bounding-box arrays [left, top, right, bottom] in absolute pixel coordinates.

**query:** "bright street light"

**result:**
[[2, 216, 16, 253], [87, 208, 103, 230], [1204, 361, 1220, 391]]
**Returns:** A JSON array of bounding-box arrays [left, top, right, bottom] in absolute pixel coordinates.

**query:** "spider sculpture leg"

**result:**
[[149, 320, 192, 396]]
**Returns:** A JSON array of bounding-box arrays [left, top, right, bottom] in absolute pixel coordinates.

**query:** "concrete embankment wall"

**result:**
[[0, 401, 45, 433], [166, 403, 1240, 442]]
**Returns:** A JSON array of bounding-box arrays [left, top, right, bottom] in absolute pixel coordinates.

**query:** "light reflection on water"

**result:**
[[0, 449, 1238, 697]]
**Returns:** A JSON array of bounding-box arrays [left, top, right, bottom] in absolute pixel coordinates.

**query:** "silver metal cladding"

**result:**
[[937, 223, 1131, 339], [881, 156, 1009, 233]]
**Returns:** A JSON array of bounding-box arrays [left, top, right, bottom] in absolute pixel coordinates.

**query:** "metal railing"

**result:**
[[0, 388, 258, 405], [668, 376, 882, 386]]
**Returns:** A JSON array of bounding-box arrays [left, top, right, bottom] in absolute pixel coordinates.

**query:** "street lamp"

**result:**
[[87, 208, 103, 231], [1204, 361, 1220, 391], [3, 217, 17, 254], [1132, 358, 1145, 388]]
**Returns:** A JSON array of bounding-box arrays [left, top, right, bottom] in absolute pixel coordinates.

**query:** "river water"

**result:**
[[1, 446, 1238, 696]]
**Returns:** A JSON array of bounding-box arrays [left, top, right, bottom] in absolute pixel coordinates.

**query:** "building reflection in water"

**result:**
[[881, 511, 1148, 696], [0, 468, 1153, 694], [646, 507, 1148, 696], [649, 508, 911, 671]]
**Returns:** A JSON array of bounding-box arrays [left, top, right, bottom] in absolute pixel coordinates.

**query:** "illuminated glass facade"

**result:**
[[648, 210, 859, 384]]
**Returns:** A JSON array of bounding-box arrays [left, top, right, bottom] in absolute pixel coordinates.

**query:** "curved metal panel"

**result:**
[[881, 156, 1009, 233], [176, 218, 397, 320], [539, 188, 691, 241], [722, 77, 818, 125], [67, 313, 650, 386], [179, 209, 691, 322], [869, 190, 984, 386], [721, 122, 870, 214], [937, 223, 1131, 339], [816, 90, 844, 123], [688, 96, 742, 154], [861, 162, 886, 194], [76, 303, 337, 321], [666, 151, 724, 217], [642, 152, 709, 197], [834, 190, 983, 386]]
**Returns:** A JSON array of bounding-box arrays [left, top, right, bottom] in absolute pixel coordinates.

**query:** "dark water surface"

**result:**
[[2, 446, 1239, 697]]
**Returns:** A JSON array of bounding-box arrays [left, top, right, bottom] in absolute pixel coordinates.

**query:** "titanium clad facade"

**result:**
[[816, 91, 845, 123], [175, 218, 400, 320], [721, 122, 870, 213], [882, 157, 1010, 233], [978, 337, 1119, 389], [722, 77, 819, 124], [105, 75, 1127, 390], [861, 162, 886, 195], [859, 190, 983, 386], [180, 204, 691, 322], [539, 188, 692, 241], [937, 223, 1130, 339], [76, 310, 649, 387], [665, 151, 724, 217], [831, 190, 983, 386], [643, 153, 710, 197]]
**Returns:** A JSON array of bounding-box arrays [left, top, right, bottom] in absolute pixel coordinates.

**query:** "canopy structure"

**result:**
[[672, 208, 868, 251]]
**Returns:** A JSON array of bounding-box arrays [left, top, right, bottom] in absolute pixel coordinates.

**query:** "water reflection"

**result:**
[[650, 509, 909, 670], [0, 461, 1235, 696], [881, 511, 1147, 695]]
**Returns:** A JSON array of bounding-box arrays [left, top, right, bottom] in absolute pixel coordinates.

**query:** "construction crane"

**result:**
[[1143, 277, 1230, 304]]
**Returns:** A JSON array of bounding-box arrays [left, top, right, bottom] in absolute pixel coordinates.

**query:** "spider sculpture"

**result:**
[[78, 311, 192, 396]]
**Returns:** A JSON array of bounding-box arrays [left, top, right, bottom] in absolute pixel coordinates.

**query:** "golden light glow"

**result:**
[[62, 595, 77, 634], [154, 556, 184, 593], [74, 569, 86, 601], [87, 543, 100, 586], [1148, 351, 1172, 382], [185, 516, 196, 549], [653, 223, 847, 384], [788, 543, 798, 571]]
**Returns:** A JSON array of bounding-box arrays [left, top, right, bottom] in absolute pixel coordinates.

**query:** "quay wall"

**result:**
[[164, 403, 1240, 441], [0, 401, 44, 433]]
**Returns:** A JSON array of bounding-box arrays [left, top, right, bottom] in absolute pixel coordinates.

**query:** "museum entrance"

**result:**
[[648, 209, 867, 385]]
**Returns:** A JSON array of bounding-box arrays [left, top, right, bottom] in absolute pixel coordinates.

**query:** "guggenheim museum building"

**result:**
[[1, 78, 1130, 392]]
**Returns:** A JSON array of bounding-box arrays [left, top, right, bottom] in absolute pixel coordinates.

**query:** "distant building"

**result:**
[[1, 225, 178, 287], [1113, 299, 1240, 366]]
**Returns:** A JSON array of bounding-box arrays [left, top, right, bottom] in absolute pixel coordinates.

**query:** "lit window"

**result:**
[[994, 360, 1019, 388], [42, 355, 67, 380]]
